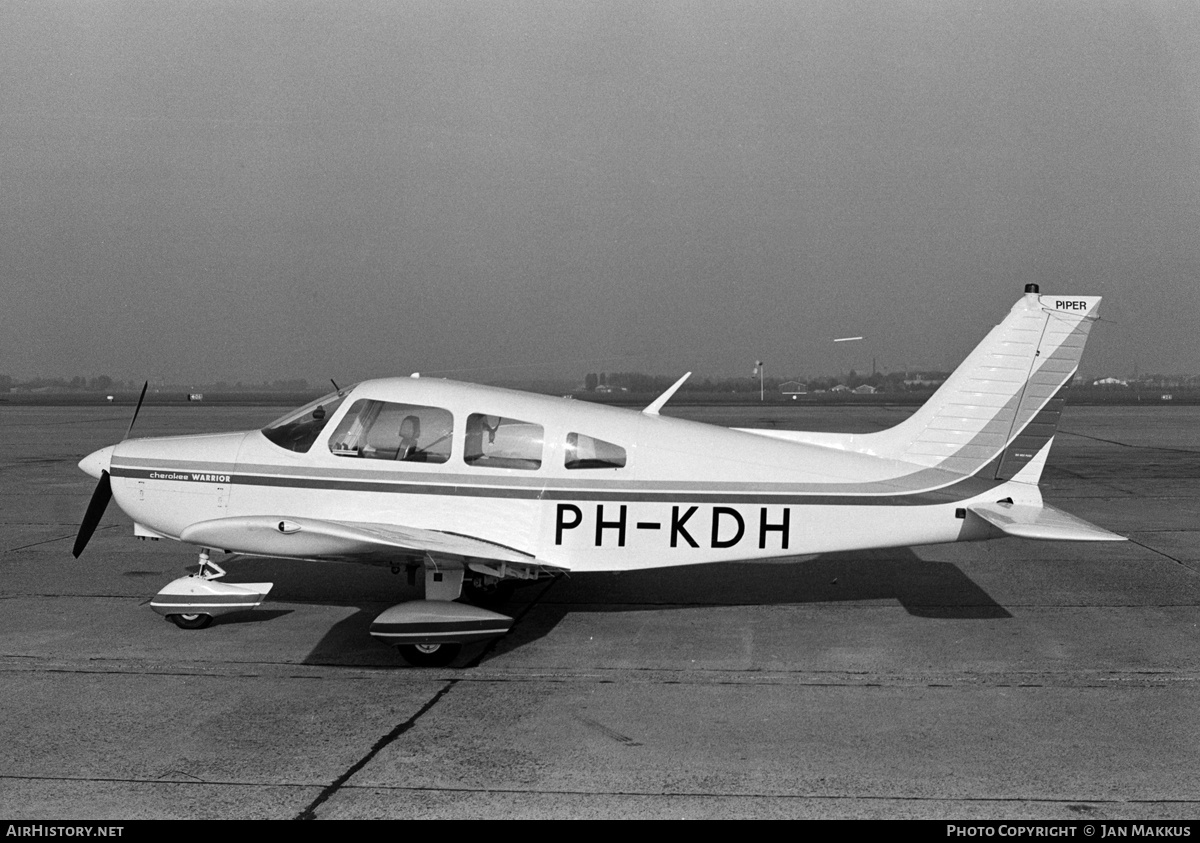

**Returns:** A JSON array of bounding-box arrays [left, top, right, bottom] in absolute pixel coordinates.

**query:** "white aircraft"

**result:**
[[73, 285, 1123, 665]]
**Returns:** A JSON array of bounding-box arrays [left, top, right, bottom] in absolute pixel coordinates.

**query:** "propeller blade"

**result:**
[[72, 471, 112, 558], [124, 381, 148, 440]]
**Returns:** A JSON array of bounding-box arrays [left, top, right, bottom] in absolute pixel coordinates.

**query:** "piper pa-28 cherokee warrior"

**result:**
[[73, 285, 1123, 666]]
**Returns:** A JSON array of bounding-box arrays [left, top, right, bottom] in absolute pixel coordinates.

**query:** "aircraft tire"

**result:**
[[397, 642, 462, 667], [168, 613, 213, 630]]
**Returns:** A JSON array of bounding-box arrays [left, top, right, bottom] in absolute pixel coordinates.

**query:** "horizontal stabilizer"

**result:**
[[968, 502, 1126, 542]]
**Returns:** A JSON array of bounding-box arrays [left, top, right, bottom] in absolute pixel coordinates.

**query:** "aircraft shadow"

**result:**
[[551, 548, 1010, 617], [206, 609, 293, 626], [219, 547, 1010, 668]]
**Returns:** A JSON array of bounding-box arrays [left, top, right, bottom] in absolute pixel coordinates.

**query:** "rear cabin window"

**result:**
[[328, 400, 453, 463], [261, 390, 349, 453], [565, 433, 627, 469], [464, 414, 543, 470]]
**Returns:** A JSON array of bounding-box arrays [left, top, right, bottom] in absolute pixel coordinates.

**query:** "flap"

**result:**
[[968, 502, 1126, 542]]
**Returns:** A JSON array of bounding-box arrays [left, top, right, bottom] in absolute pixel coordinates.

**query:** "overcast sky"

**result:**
[[4, 1, 1200, 385]]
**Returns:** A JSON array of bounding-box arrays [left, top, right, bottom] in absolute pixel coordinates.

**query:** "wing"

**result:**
[[178, 515, 567, 577], [967, 502, 1126, 542]]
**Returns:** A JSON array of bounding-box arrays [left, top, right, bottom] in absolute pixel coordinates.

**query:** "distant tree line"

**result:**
[[0, 375, 311, 393], [580, 370, 951, 395], [1, 374, 120, 392]]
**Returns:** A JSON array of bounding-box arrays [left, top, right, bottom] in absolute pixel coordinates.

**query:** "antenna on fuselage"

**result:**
[[643, 372, 691, 416]]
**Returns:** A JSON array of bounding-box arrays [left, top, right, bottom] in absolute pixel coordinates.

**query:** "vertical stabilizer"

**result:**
[[865, 287, 1101, 480]]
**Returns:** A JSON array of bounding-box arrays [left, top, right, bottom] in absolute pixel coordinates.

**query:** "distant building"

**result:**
[[830, 384, 851, 393], [780, 381, 807, 395], [1092, 377, 1128, 387], [852, 384, 877, 394]]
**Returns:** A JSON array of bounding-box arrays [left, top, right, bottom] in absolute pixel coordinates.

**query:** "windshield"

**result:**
[[261, 387, 352, 453]]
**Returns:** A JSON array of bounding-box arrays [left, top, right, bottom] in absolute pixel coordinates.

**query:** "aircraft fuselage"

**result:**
[[99, 378, 1009, 572]]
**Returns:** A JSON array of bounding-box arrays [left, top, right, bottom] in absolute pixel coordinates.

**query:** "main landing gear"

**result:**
[[396, 642, 463, 668], [371, 563, 514, 667], [461, 573, 516, 609]]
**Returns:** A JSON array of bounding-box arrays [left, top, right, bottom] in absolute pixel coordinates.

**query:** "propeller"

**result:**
[[72, 472, 112, 558], [124, 379, 148, 440], [72, 381, 147, 558]]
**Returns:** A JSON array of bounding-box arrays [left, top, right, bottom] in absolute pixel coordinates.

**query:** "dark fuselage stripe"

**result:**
[[110, 466, 1002, 507]]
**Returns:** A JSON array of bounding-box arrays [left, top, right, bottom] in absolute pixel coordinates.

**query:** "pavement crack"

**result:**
[[3, 525, 118, 553], [294, 577, 562, 819], [1044, 464, 1138, 495], [310, 780, 1200, 807], [158, 769, 207, 782], [1059, 430, 1200, 456], [1126, 536, 1200, 577], [575, 714, 643, 746], [295, 679, 460, 820]]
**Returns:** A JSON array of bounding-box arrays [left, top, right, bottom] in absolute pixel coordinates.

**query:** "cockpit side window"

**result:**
[[464, 414, 543, 470], [328, 400, 453, 463], [261, 390, 348, 453], [565, 433, 627, 469]]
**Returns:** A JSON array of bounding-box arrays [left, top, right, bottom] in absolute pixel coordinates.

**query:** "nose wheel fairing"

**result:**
[[149, 549, 273, 625], [149, 575, 274, 620]]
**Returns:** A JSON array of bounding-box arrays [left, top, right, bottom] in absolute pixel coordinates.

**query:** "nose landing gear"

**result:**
[[169, 612, 213, 630], [150, 548, 273, 629]]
